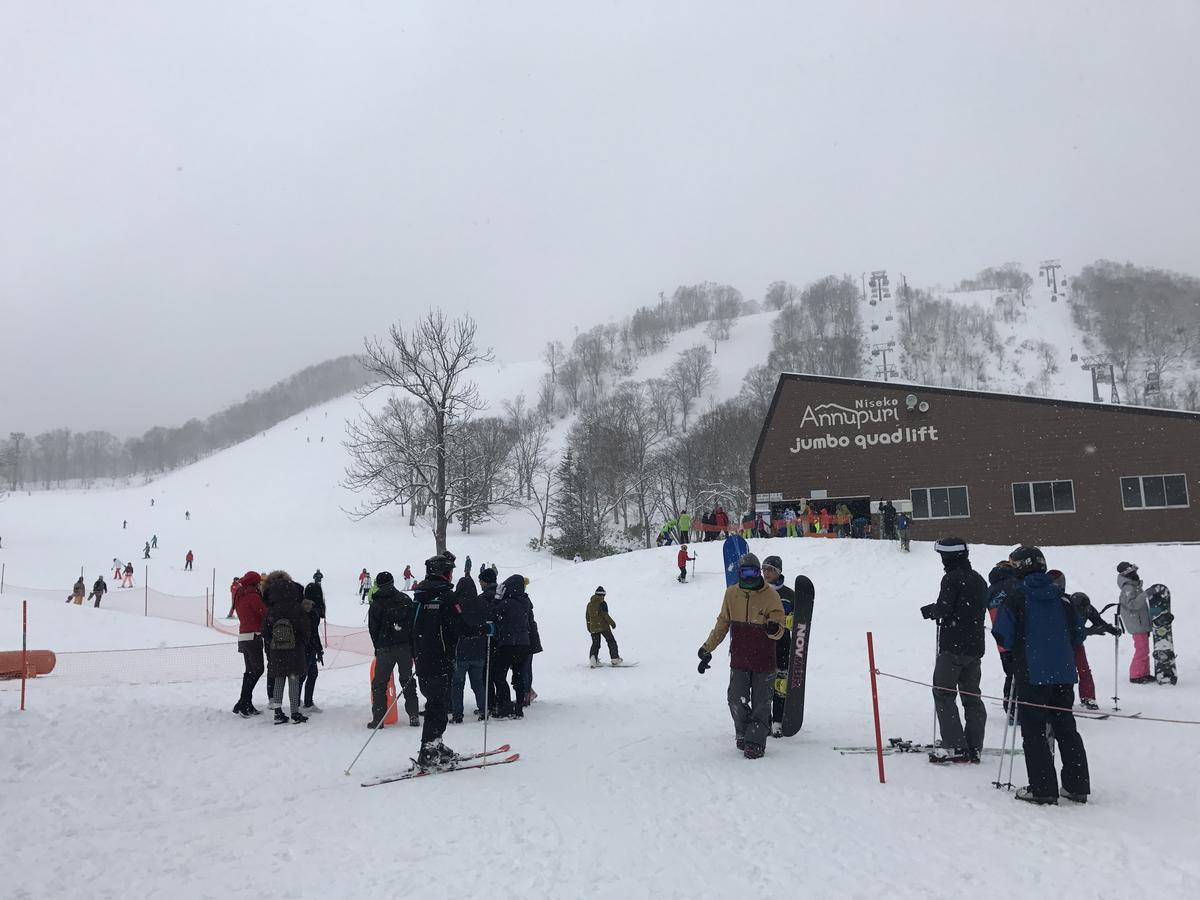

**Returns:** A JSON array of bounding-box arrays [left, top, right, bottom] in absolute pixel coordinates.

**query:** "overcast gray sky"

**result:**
[[2, 1, 1197, 436]]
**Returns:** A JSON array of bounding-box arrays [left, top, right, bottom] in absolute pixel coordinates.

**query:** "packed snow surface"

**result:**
[[2, 390, 1198, 899]]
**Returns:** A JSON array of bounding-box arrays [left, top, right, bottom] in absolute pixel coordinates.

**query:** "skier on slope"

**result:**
[[367, 571, 421, 729], [359, 568, 371, 603], [1117, 562, 1153, 684], [402, 565, 414, 590], [697, 552, 786, 760], [677, 544, 696, 583], [151, 534, 157, 549], [299, 571, 326, 712], [586, 586, 621, 667], [921, 537, 988, 764], [986, 560, 1020, 722], [184, 550, 194, 571], [122, 562, 134, 588], [143, 541, 151, 559], [412, 553, 480, 768], [761, 555, 796, 737], [993, 545, 1091, 806]]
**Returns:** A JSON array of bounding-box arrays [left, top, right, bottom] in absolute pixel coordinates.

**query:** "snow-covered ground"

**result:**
[[1, 394, 1198, 898]]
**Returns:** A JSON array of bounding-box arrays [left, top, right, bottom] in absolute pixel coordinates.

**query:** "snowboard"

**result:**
[[780, 575, 815, 736], [581, 661, 639, 669], [722, 534, 749, 587], [1147, 584, 1177, 685]]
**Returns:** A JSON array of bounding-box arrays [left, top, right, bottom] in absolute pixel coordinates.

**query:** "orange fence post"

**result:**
[[20, 600, 27, 711], [866, 631, 886, 785]]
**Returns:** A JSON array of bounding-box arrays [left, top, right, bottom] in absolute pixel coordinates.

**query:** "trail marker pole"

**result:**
[[20, 600, 28, 711], [866, 631, 886, 785]]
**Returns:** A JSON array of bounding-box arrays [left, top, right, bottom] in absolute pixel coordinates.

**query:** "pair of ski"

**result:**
[[362, 743, 519, 787], [835, 738, 1022, 758]]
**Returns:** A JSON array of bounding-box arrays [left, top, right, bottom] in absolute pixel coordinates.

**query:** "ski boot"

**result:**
[[365, 719, 385, 730], [1059, 787, 1088, 804], [589, 656, 600, 668], [610, 657, 623, 667], [771, 723, 784, 738], [415, 741, 456, 772], [244, 703, 261, 716], [928, 747, 974, 765], [743, 743, 765, 760], [735, 736, 745, 751], [290, 711, 308, 724], [1015, 786, 1057, 805], [1080, 698, 1100, 711], [273, 709, 289, 725], [450, 714, 463, 724], [409, 715, 421, 727], [232, 702, 250, 718]]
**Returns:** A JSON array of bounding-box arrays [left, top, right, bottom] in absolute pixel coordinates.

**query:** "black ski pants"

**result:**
[[237, 635, 265, 708], [490, 646, 529, 716], [418, 669, 451, 745], [728, 668, 773, 749], [372, 645, 419, 723], [589, 628, 619, 660], [1000, 652, 1015, 715], [298, 650, 319, 706], [932, 652, 986, 752], [452, 658, 487, 719], [1018, 683, 1090, 799]]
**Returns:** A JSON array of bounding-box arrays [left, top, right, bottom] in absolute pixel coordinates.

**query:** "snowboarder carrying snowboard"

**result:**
[[697, 552, 786, 760], [586, 586, 621, 667], [677, 544, 695, 583]]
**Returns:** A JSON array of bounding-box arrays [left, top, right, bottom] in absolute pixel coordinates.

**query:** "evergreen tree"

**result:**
[[548, 450, 594, 559]]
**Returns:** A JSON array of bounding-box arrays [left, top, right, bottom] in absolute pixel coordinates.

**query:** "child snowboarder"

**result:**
[[122, 562, 134, 588], [586, 586, 621, 667], [1117, 561, 1153, 683], [677, 544, 696, 583]]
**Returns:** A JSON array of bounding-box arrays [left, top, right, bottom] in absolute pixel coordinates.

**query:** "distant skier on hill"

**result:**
[[122, 562, 134, 588], [402, 565, 414, 590], [586, 586, 621, 667], [677, 544, 696, 583], [359, 568, 371, 603], [184, 550, 194, 571], [143, 541, 151, 560], [151, 534, 157, 549]]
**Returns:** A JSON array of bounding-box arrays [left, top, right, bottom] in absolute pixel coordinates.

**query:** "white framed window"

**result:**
[[1013, 480, 1076, 515], [1121, 474, 1189, 510], [910, 486, 969, 519]]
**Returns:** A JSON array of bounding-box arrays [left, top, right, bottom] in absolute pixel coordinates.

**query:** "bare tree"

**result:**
[[671, 345, 717, 431], [343, 310, 493, 554], [543, 340, 565, 385]]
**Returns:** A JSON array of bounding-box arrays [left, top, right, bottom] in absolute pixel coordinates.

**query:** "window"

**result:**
[[911, 486, 969, 519], [1121, 474, 1189, 510], [1012, 480, 1076, 515]]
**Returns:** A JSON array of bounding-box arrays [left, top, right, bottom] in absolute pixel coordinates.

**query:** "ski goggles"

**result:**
[[739, 565, 762, 581]]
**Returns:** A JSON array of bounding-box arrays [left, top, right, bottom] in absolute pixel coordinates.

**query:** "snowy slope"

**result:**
[[3, 536, 1198, 898]]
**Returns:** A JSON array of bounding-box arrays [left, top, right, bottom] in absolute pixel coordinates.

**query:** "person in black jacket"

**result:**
[[298, 570, 326, 712], [89, 575, 108, 608], [491, 573, 535, 719], [986, 561, 1021, 721], [451, 570, 488, 724], [921, 537, 988, 763], [413, 553, 479, 768], [367, 571, 420, 729], [763, 555, 797, 737]]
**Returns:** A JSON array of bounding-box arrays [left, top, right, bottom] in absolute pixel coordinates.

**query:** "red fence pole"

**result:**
[[866, 631, 886, 784], [20, 600, 28, 711]]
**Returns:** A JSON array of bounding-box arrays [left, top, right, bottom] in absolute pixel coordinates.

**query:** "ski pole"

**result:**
[[993, 675, 1013, 789], [344, 667, 416, 776], [482, 632, 492, 760], [931, 628, 940, 745], [1004, 690, 1020, 791]]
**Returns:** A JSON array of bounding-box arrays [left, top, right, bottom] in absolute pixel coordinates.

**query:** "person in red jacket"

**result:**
[[227, 577, 241, 618], [232, 571, 267, 717], [714, 507, 729, 536], [185, 549, 194, 571], [403, 564, 414, 590], [677, 544, 696, 583]]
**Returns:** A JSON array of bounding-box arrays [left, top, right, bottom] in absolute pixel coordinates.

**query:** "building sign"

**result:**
[[789, 397, 940, 453]]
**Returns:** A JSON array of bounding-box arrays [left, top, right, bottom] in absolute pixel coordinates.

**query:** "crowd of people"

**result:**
[[229, 552, 544, 772], [657, 499, 912, 545]]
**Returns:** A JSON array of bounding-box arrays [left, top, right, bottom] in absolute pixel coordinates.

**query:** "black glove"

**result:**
[[697, 647, 712, 675], [766, 621, 781, 636], [920, 603, 938, 621], [316, 650, 324, 665]]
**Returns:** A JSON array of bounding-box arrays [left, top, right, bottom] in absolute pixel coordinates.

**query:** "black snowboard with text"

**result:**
[[781, 575, 815, 736], [1148, 584, 1177, 685]]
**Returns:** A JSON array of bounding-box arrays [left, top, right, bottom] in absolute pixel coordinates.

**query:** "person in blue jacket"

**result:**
[[992, 545, 1091, 806]]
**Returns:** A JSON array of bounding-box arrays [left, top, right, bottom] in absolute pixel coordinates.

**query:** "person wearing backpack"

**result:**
[[263, 571, 312, 725], [367, 571, 420, 729]]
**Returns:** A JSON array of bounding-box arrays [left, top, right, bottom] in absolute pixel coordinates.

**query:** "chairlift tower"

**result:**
[[1081, 354, 1119, 404], [1038, 259, 1063, 298]]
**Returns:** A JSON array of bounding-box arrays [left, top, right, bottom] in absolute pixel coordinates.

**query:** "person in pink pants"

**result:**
[[1117, 562, 1154, 683]]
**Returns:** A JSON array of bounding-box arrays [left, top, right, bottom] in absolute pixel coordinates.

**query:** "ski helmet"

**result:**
[[762, 555, 784, 573], [1008, 545, 1047, 574], [375, 571, 394, 587], [934, 537, 969, 565], [1047, 569, 1066, 591], [1116, 561, 1138, 577], [425, 555, 454, 578]]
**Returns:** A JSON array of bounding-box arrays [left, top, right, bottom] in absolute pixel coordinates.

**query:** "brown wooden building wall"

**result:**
[[750, 374, 1200, 546]]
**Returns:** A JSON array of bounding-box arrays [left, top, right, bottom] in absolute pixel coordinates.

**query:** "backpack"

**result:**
[[270, 618, 296, 651]]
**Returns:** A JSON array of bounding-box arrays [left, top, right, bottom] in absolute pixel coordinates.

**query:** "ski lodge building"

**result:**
[[750, 373, 1200, 546]]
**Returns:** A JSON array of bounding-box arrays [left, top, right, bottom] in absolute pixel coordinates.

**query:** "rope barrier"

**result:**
[[875, 668, 1200, 726]]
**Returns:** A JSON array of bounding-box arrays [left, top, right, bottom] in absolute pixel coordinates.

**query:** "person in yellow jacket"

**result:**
[[586, 586, 622, 667], [697, 552, 786, 759]]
